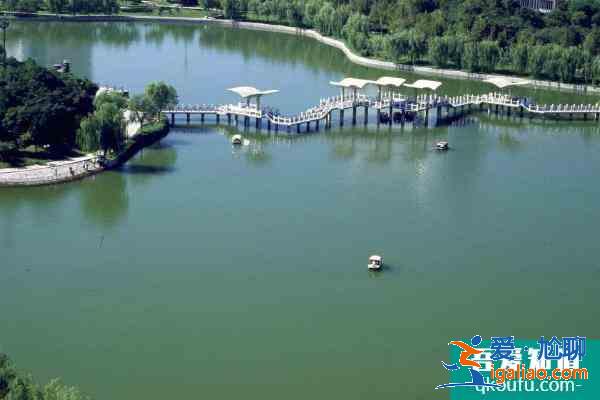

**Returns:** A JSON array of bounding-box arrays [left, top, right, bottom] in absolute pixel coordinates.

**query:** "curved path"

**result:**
[[5, 11, 600, 94]]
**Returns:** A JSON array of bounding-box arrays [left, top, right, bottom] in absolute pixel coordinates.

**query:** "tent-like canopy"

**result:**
[[374, 77, 406, 88], [329, 78, 376, 89], [404, 79, 442, 91], [483, 77, 530, 89], [227, 86, 279, 98]]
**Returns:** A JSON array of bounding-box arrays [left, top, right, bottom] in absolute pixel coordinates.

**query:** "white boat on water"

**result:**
[[231, 134, 243, 145], [435, 141, 449, 151], [435, 141, 449, 150], [368, 255, 383, 270]]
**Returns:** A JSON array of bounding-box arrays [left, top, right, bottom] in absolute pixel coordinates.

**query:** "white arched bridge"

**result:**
[[161, 77, 600, 132]]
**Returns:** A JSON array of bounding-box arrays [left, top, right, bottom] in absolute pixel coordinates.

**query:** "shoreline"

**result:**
[[5, 11, 600, 94], [0, 120, 169, 187]]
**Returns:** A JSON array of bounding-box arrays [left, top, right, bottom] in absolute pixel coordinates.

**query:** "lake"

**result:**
[[2, 20, 600, 400]]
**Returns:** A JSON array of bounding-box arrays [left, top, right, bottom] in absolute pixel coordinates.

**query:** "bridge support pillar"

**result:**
[[316, 119, 320, 131], [340, 109, 344, 126], [364, 106, 368, 124], [256, 118, 260, 129], [228, 114, 232, 124], [171, 113, 175, 125], [244, 116, 249, 127], [235, 115, 238, 125], [267, 119, 271, 130], [388, 104, 393, 125], [216, 114, 220, 124], [519, 106, 524, 118], [424, 108, 429, 127], [436, 106, 441, 124], [275, 123, 279, 132], [352, 106, 357, 125], [377, 110, 381, 126], [495, 104, 499, 114], [584, 113, 588, 121], [306, 121, 310, 132], [296, 124, 300, 133], [201, 113, 205, 123], [186, 113, 190, 124]]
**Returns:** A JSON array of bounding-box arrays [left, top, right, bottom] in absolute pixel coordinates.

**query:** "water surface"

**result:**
[[2, 21, 600, 400]]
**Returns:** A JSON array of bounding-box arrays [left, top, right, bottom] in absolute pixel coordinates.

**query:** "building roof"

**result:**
[[329, 78, 376, 89], [403, 79, 443, 91], [374, 76, 406, 87], [227, 86, 279, 98], [483, 77, 530, 89]]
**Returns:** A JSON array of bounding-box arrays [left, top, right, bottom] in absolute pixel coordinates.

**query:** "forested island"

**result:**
[[3, 0, 600, 84], [0, 52, 176, 169]]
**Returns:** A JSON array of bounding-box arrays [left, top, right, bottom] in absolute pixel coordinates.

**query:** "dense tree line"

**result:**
[[0, 0, 119, 14], [0, 51, 178, 163], [76, 81, 177, 156], [215, 0, 600, 84], [0, 353, 90, 400], [0, 57, 97, 160]]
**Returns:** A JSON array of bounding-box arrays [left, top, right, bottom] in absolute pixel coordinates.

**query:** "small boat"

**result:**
[[368, 255, 383, 271], [435, 141, 449, 151], [231, 134, 243, 145]]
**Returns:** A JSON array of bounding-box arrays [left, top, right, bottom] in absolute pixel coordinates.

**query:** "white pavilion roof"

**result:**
[[483, 77, 530, 89], [330, 78, 376, 89], [404, 80, 442, 91], [374, 77, 406, 87], [227, 86, 279, 98]]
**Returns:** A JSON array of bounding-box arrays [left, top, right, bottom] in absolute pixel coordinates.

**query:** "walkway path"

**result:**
[[4, 11, 599, 94], [163, 91, 600, 132]]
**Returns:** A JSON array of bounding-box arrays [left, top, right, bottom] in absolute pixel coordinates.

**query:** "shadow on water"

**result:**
[[79, 171, 129, 229], [366, 263, 401, 279], [118, 142, 178, 177]]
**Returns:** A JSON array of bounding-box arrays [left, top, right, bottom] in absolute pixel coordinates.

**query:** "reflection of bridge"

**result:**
[[162, 77, 600, 133]]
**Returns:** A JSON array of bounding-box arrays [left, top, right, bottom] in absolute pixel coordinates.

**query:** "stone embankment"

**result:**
[[0, 121, 169, 187], [0, 155, 104, 186]]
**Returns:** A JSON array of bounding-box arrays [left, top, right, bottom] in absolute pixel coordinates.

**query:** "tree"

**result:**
[[96, 102, 124, 154], [447, 35, 465, 68], [128, 94, 156, 129], [0, 58, 96, 153], [76, 114, 101, 152], [144, 81, 178, 118], [286, 0, 303, 27], [558, 46, 579, 83], [428, 36, 449, 67], [528, 45, 548, 78], [464, 41, 480, 72], [315, 2, 338, 37], [342, 13, 370, 54], [386, 30, 410, 63], [94, 91, 128, 110], [303, 0, 320, 28], [511, 42, 529, 74], [46, 0, 68, 14], [479, 40, 500, 73], [0, 354, 90, 400], [592, 55, 600, 84], [221, 0, 240, 19], [76, 102, 123, 154], [407, 29, 427, 64]]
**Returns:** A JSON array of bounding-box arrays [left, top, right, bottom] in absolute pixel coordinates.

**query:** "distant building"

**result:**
[[520, 0, 559, 13]]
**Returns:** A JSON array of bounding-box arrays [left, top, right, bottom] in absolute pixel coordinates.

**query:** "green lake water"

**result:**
[[1, 21, 600, 400]]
